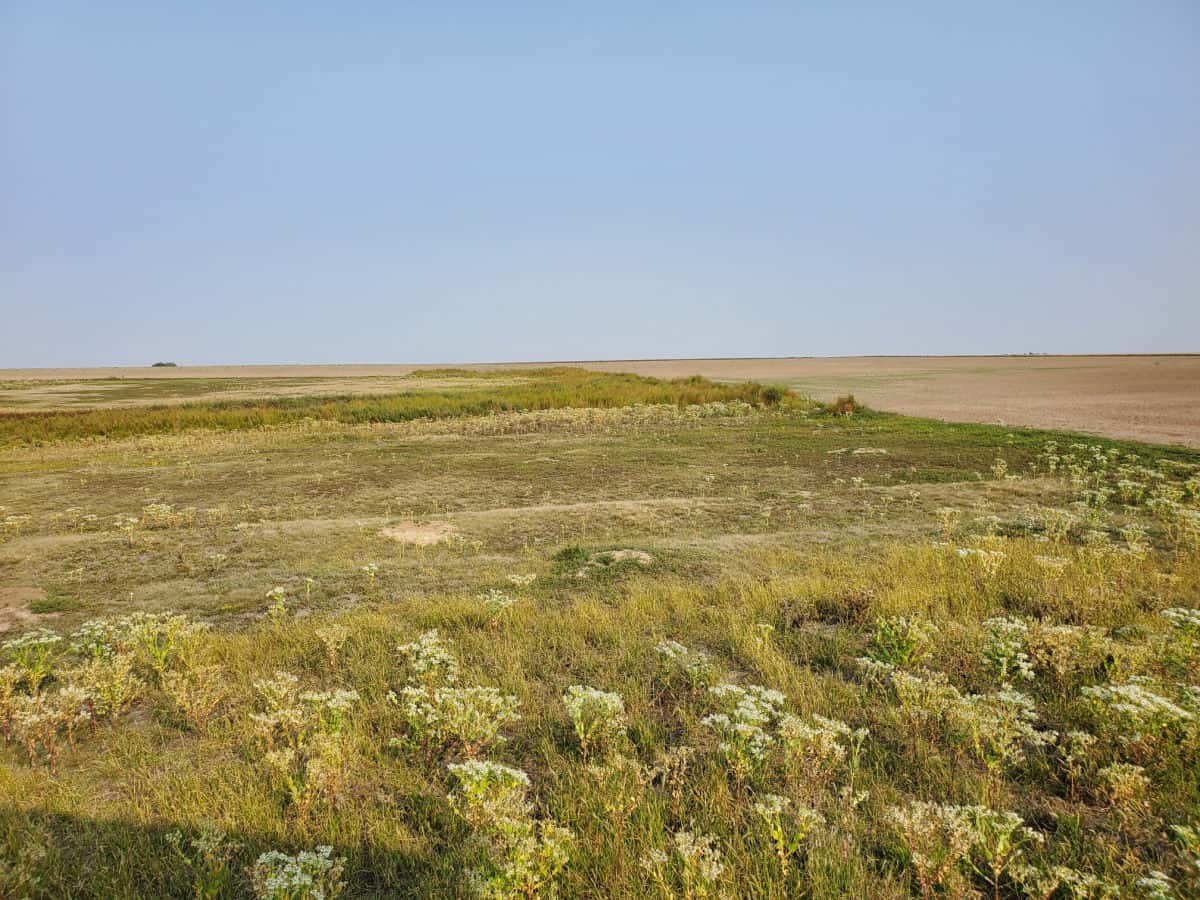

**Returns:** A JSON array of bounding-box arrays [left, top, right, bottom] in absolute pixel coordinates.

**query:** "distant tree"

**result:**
[[151, 361, 178, 367]]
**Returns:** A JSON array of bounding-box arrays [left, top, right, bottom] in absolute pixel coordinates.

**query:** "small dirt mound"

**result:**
[[380, 522, 458, 546]]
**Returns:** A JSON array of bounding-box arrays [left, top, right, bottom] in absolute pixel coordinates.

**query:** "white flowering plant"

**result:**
[[251, 846, 345, 900], [640, 830, 725, 899], [562, 685, 627, 763]]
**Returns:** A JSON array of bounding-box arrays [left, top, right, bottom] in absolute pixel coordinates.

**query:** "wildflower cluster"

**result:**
[[251, 846, 345, 900], [1082, 677, 1193, 754], [777, 714, 868, 795], [981, 617, 1035, 684], [562, 685, 627, 762], [654, 639, 715, 692], [0, 614, 217, 769], [1037, 439, 1199, 518], [447, 760, 573, 898], [390, 631, 520, 758], [700, 682, 785, 787], [862, 662, 1053, 783], [640, 830, 725, 899], [478, 589, 518, 622], [250, 671, 360, 811]]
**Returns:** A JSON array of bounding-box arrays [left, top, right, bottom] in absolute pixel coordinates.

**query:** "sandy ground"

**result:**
[[2, 355, 1197, 447]]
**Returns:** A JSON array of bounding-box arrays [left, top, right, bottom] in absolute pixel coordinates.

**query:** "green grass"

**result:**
[[0, 369, 1198, 898]]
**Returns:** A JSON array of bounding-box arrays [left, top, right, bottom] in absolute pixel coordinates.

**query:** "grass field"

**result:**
[[1, 368, 1198, 898]]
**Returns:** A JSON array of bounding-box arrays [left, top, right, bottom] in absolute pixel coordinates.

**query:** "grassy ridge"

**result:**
[[0, 369, 786, 448]]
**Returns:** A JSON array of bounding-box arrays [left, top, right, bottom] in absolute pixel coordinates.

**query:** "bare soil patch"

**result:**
[[379, 522, 459, 546], [590, 549, 655, 566], [0, 586, 55, 632]]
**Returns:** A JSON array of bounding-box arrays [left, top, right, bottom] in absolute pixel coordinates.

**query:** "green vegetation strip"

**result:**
[[0, 369, 786, 447]]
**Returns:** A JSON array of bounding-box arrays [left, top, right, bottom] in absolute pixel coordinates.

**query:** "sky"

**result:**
[[2, 2, 1198, 367]]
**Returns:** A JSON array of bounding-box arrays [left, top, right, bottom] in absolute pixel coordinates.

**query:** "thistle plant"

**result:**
[[753, 793, 822, 877], [1120, 523, 1150, 558], [113, 514, 140, 546], [0, 665, 22, 742], [266, 588, 288, 623], [0, 824, 49, 899], [649, 744, 696, 813], [250, 846, 345, 900], [1056, 730, 1097, 801], [562, 685, 627, 763], [640, 830, 725, 900], [1172, 822, 1200, 874], [655, 639, 715, 692], [867, 616, 937, 667], [141, 502, 176, 529], [585, 754, 649, 878], [447, 760, 532, 828], [12, 692, 79, 771], [878, 666, 963, 734], [166, 826, 241, 900], [250, 673, 359, 811], [956, 545, 1007, 578], [360, 562, 378, 587], [1099, 762, 1150, 822], [1012, 864, 1118, 900], [53, 683, 92, 749], [1025, 623, 1113, 686], [1138, 872, 1173, 900], [948, 688, 1054, 795], [464, 819, 574, 899], [70, 619, 128, 660], [936, 507, 962, 541], [1161, 607, 1200, 653]]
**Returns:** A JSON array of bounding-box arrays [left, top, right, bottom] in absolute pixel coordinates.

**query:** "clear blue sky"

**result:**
[[3, 2, 1198, 366]]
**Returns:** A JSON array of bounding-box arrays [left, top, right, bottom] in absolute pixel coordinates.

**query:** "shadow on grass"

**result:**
[[0, 795, 462, 898]]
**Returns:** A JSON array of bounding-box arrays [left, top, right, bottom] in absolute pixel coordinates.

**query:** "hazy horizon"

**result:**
[[4, 2, 1198, 366]]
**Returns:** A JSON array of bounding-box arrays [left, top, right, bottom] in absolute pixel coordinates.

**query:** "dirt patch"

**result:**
[[590, 549, 655, 566], [380, 522, 459, 546], [0, 586, 55, 633]]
